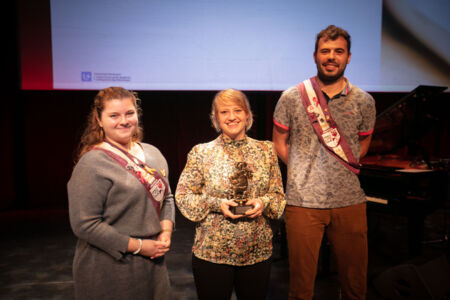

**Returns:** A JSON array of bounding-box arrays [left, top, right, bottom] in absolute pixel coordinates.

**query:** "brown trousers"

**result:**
[[285, 203, 368, 300]]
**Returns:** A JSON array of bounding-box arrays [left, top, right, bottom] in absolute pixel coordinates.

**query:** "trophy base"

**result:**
[[231, 205, 252, 215]]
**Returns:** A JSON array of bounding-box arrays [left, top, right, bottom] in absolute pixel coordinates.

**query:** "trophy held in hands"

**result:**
[[230, 162, 253, 215]]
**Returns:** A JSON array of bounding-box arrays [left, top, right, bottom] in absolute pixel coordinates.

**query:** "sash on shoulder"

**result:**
[[93, 142, 168, 217], [297, 77, 360, 174]]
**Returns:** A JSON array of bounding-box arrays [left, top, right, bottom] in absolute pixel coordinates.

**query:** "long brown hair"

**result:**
[[75, 87, 143, 162]]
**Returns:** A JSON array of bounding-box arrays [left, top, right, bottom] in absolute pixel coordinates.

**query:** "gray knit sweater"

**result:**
[[68, 143, 175, 260]]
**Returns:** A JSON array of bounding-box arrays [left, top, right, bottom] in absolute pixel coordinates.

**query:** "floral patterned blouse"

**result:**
[[175, 135, 286, 266]]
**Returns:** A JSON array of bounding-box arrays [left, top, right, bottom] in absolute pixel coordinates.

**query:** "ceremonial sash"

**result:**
[[93, 141, 168, 217], [297, 77, 360, 174]]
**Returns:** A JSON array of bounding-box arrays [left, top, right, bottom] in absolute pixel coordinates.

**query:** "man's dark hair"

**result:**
[[314, 25, 351, 53]]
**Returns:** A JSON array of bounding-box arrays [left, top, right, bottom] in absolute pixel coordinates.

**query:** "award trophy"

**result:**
[[230, 162, 253, 215]]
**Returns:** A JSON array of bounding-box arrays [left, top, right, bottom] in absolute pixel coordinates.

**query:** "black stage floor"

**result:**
[[0, 207, 449, 300]]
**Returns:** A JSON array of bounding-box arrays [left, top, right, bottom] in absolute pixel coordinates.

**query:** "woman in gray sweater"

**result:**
[[68, 87, 175, 299]]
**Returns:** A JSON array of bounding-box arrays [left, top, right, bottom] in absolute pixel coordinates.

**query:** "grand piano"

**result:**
[[359, 85, 449, 256]]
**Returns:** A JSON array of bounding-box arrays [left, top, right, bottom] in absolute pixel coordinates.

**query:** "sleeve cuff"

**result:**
[[207, 196, 225, 212], [273, 119, 290, 131], [259, 196, 270, 209], [358, 129, 374, 136]]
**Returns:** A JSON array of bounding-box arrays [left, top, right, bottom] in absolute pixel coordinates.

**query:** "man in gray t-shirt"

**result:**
[[273, 25, 375, 300]]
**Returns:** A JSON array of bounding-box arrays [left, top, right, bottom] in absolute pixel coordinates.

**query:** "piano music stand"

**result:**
[[376, 85, 447, 169]]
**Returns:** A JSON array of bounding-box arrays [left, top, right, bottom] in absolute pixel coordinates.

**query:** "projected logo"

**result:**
[[81, 72, 92, 82], [80, 71, 131, 83]]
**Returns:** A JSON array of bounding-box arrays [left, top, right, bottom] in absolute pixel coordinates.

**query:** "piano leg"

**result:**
[[407, 209, 426, 256]]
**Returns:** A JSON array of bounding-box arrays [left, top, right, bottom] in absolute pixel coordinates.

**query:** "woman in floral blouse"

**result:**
[[175, 89, 286, 300]]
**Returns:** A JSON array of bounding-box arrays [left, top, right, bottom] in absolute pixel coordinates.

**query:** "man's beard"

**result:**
[[316, 64, 347, 84]]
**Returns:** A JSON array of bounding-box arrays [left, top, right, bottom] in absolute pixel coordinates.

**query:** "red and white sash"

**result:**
[[297, 77, 360, 174], [93, 141, 168, 217]]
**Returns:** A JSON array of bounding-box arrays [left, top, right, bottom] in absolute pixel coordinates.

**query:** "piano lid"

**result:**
[[362, 85, 447, 169]]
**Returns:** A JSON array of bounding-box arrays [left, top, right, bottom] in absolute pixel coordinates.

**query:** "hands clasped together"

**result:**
[[129, 230, 172, 259]]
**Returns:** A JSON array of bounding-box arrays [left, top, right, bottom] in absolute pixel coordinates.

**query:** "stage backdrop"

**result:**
[[3, 0, 449, 210], [19, 0, 450, 92]]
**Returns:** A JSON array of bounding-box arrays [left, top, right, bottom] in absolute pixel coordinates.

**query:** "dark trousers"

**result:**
[[192, 254, 272, 300]]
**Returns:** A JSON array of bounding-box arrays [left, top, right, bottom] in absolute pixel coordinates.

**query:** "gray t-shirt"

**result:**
[[273, 80, 376, 208]]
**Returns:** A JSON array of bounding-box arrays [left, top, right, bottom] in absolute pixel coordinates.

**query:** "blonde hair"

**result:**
[[210, 89, 253, 132], [75, 87, 143, 162]]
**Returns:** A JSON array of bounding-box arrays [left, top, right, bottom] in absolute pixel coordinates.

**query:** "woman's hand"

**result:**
[[220, 199, 244, 219], [244, 198, 264, 218], [141, 239, 170, 259], [153, 220, 173, 258], [157, 231, 172, 247], [128, 237, 170, 259]]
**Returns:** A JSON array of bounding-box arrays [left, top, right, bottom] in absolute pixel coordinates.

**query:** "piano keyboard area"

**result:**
[[366, 195, 388, 205]]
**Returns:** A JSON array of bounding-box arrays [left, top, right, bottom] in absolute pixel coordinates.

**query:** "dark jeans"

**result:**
[[192, 254, 272, 300]]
